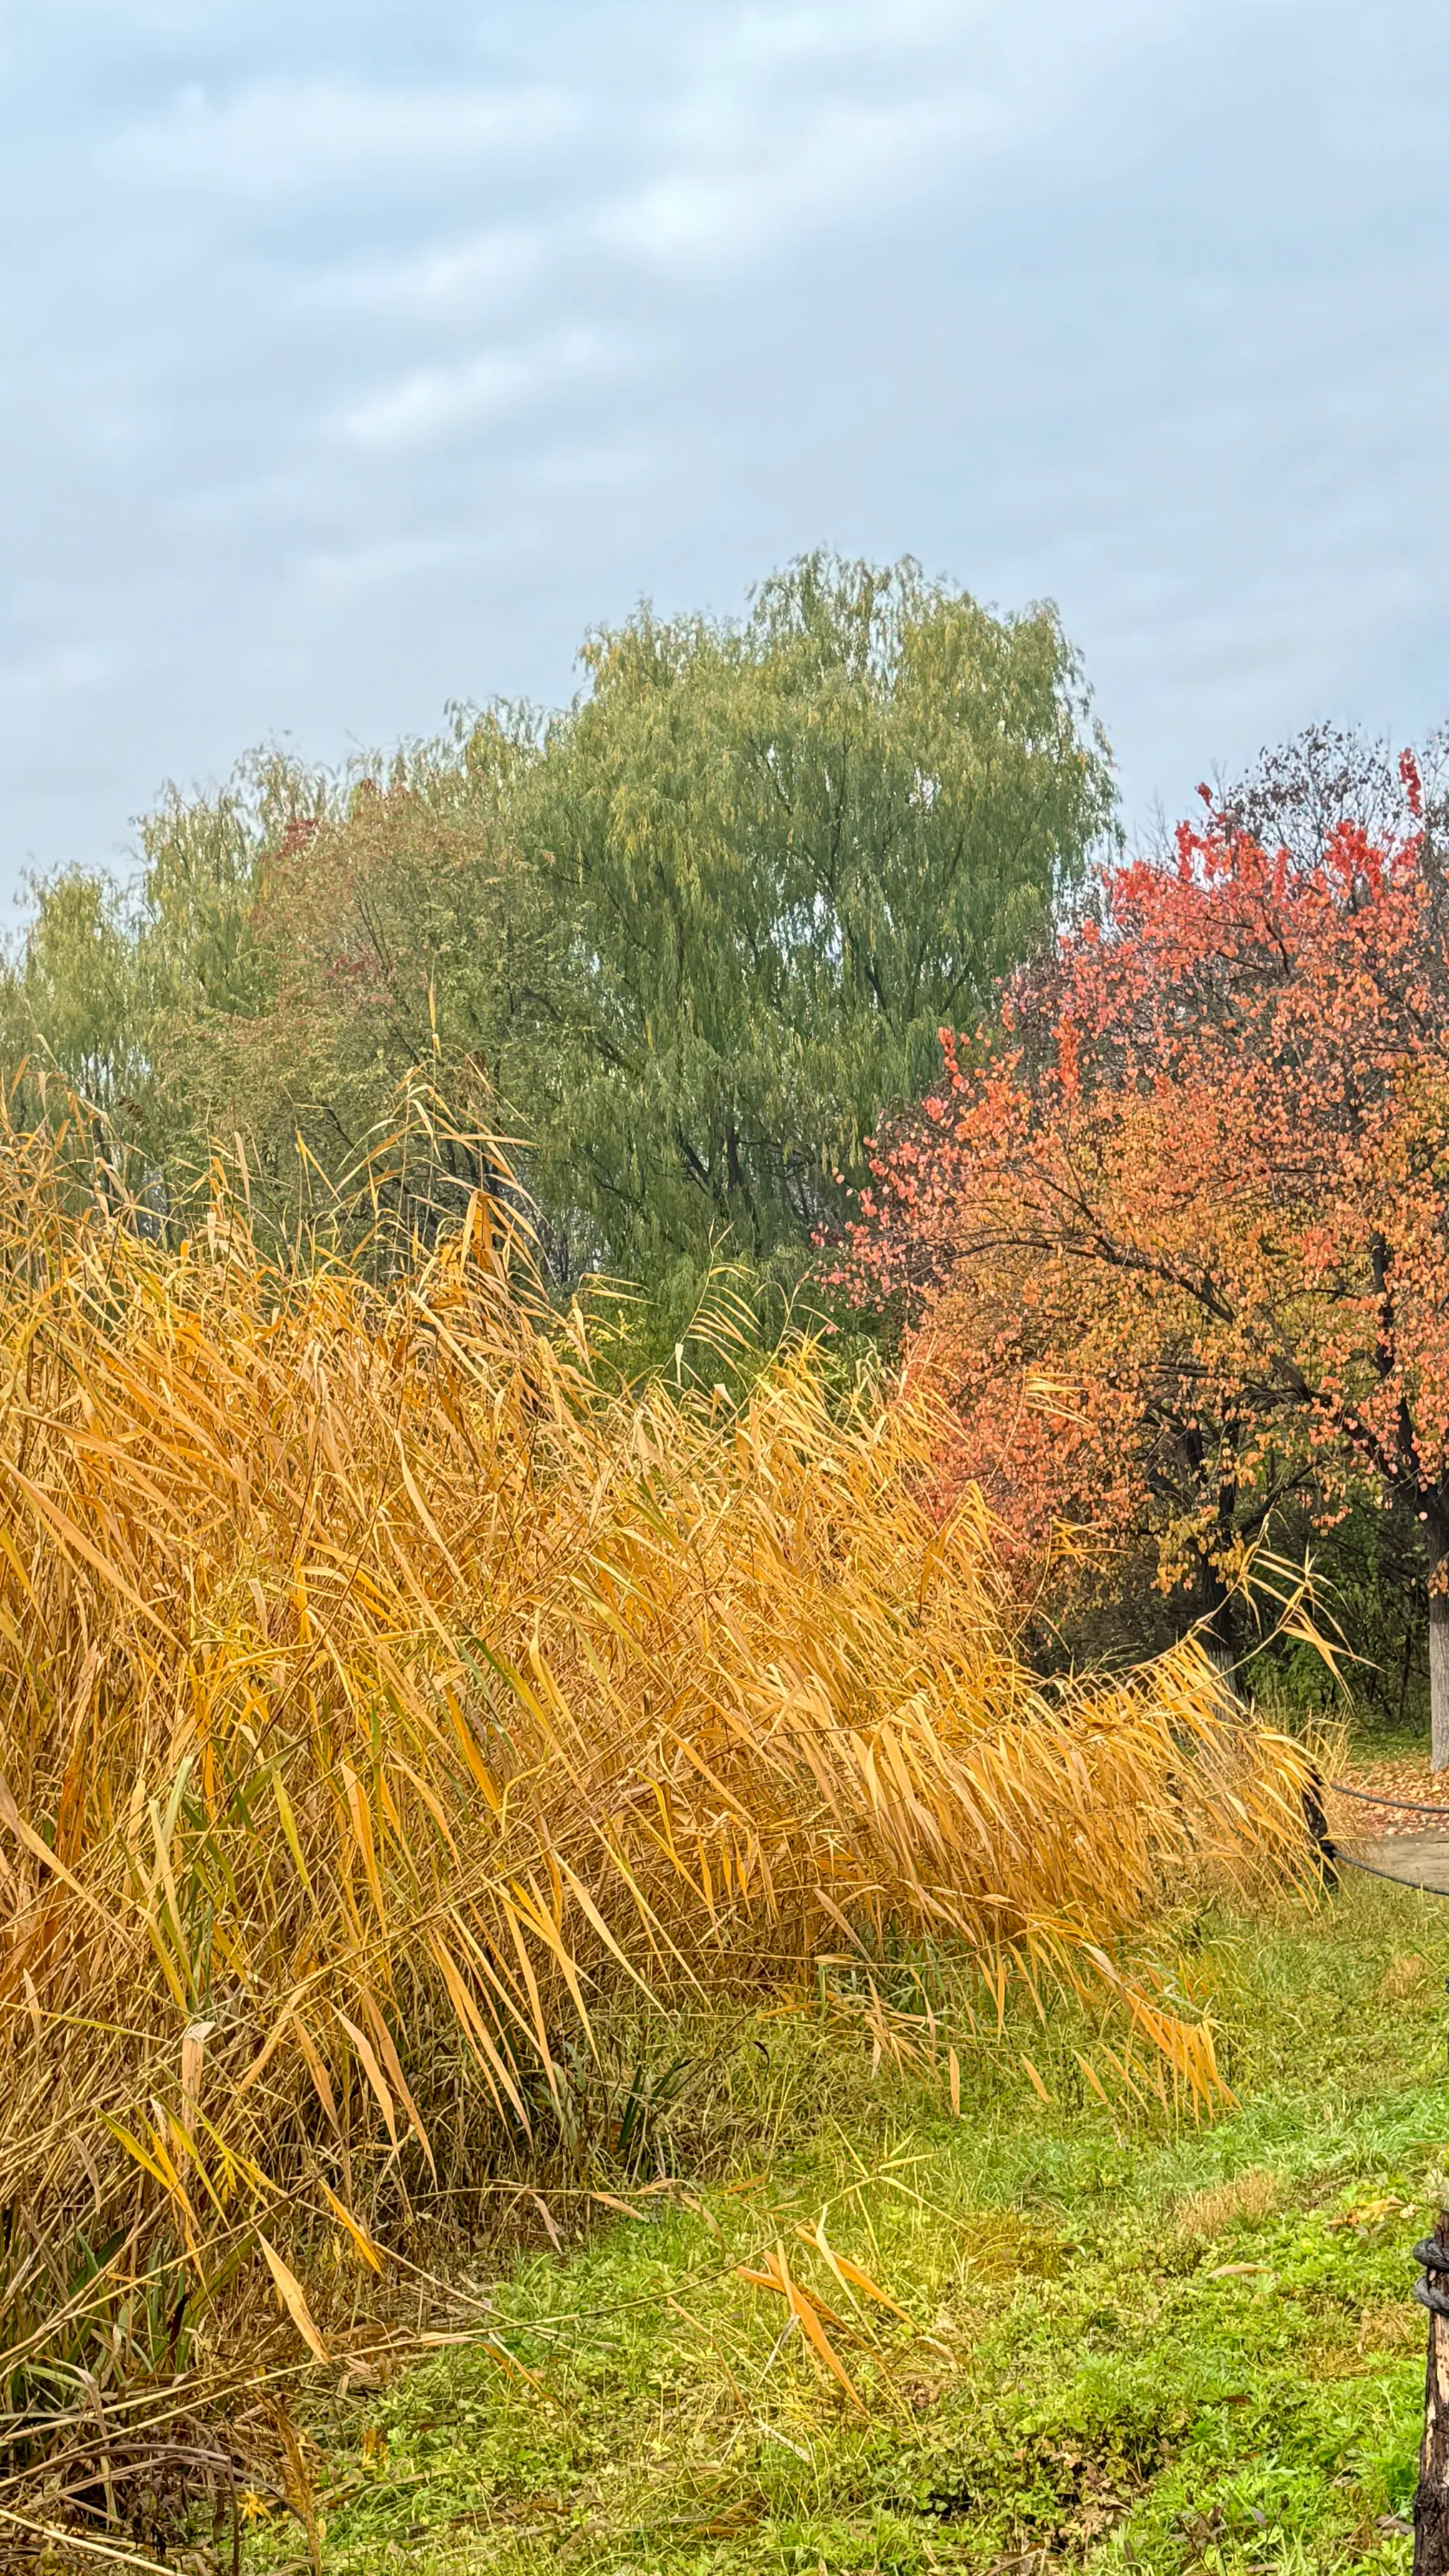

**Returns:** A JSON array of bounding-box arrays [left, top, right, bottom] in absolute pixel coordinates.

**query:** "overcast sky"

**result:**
[[2, 0, 1446, 904]]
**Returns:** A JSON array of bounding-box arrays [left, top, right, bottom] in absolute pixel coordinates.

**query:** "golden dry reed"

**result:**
[[0, 1099, 1309, 2399]]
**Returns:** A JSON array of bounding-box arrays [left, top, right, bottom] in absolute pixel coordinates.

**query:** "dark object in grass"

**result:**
[[1415, 2211, 1449, 2572], [1301, 1767, 1338, 1891]]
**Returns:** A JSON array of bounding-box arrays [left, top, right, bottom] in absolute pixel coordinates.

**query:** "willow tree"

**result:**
[[517, 553, 1115, 1278], [0, 733, 540, 1244], [0, 867, 146, 1113]]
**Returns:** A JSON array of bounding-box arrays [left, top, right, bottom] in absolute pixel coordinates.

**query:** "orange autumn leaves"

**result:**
[[840, 764, 1449, 1616]]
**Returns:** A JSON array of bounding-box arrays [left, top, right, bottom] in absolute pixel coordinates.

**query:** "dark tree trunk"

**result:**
[[1416, 2210, 1449, 2571]]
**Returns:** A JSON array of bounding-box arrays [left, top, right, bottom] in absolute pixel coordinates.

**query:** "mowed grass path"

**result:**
[[248, 1872, 1449, 2576]]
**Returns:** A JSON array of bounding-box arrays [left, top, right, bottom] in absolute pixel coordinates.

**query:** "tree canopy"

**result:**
[[0, 555, 1113, 1289], [841, 744, 1449, 1753], [516, 554, 1113, 1277]]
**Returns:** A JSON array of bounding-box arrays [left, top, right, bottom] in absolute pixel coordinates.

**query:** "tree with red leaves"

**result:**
[[843, 750, 1449, 1761]]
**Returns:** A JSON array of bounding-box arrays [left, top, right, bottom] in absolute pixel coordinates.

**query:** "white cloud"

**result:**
[[335, 328, 614, 454], [316, 225, 547, 317], [598, 94, 990, 271], [114, 74, 581, 195], [591, 0, 1214, 278]]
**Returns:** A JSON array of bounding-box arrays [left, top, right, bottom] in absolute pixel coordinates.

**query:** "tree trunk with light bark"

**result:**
[[1431, 1567, 1449, 1774], [1197, 1553, 1241, 1702]]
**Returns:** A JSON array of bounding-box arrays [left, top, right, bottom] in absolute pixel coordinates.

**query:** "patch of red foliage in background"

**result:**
[[832, 761, 1449, 1617]]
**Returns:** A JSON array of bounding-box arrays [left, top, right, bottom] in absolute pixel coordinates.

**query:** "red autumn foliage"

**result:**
[[839, 759, 1449, 1750]]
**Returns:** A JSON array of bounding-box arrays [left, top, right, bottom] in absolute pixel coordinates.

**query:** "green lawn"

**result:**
[[250, 1871, 1449, 2575]]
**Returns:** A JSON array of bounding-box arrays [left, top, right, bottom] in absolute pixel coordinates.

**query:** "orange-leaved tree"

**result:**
[[840, 756, 1449, 1758]]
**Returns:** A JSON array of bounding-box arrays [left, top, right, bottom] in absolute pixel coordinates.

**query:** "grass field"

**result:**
[[237, 1855, 1449, 2576]]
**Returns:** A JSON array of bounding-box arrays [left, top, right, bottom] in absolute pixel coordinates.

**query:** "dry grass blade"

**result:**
[[735, 2243, 865, 2412]]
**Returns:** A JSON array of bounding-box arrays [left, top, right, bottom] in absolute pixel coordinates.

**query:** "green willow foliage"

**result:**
[[0, 556, 1114, 1284]]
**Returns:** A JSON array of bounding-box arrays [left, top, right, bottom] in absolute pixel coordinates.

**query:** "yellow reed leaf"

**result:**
[[505, 1873, 595, 2049], [737, 2241, 864, 2412], [100, 2114, 184, 2203], [293, 2015, 342, 2137], [270, 1772, 317, 1906], [257, 2233, 329, 2363], [792, 2288, 865, 2412], [182, 2022, 215, 2124], [0, 1770, 111, 1921], [1073, 2051, 1113, 2109], [340, 1765, 387, 1928], [393, 1428, 467, 1586], [358, 1989, 436, 2181], [796, 2219, 912, 2326], [428, 1926, 531, 2124], [545, 1855, 662, 2006], [0, 1457, 177, 1640], [235, 2007, 301, 2102], [334, 2008, 399, 2150], [319, 2178, 384, 2274]]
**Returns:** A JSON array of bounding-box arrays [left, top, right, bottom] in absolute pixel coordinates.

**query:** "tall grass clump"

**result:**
[[0, 1098, 1311, 2499]]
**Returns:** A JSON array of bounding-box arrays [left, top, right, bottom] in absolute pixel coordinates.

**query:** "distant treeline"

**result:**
[[0, 554, 1113, 1292]]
